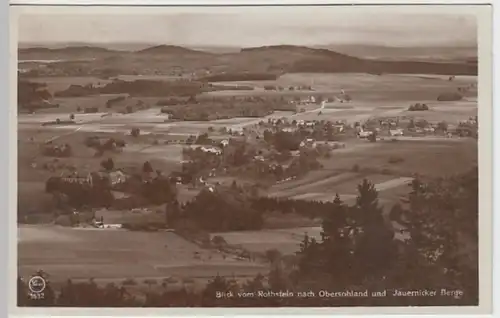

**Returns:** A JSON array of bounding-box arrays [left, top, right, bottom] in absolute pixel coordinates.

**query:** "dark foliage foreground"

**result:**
[[18, 167, 478, 307]]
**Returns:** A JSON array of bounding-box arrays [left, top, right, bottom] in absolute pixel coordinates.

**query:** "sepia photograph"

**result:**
[[11, 3, 493, 313]]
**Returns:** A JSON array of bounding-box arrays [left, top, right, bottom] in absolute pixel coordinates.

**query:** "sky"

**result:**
[[17, 6, 478, 48]]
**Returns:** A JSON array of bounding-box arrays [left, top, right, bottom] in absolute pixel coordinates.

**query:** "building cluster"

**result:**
[[59, 170, 128, 188]]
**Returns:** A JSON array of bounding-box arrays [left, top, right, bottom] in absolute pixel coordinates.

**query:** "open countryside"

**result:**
[[17, 7, 481, 308]]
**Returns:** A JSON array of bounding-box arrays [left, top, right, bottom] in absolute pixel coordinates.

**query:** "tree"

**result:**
[[143, 176, 178, 205], [195, 133, 211, 145], [268, 264, 291, 292], [165, 199, 181, 226], [130, 128, 140, 137], [351, 179, 397, 281], [201, 275, 231, 306], [211, 235, 227, 247], [17, 277, 28, 306], [407, 119, 415, 129], [265, 248, 282, 265], [263, 130, 273, 143], [183, 188, 263, 232], [100, 158, 114, 171], [320, 193, 347, 241], [367, 132, 377, 142], [70, 113, 75, 120], [45, 176, 61, 193], [388, 168, 479, 304], [437, 121, 448, 132], [143, 161, 154, 174], [292, 179, 398, 292]]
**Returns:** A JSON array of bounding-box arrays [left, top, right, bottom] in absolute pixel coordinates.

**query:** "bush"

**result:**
[[388, 156, 404, 164], [106, 96, 126, 108], [352, 164, 360, 172], [130, 128, 140, 137], [122, 278, 137, 286], [143, 278, 157, 285], [164, 277, 178, 284], [212, 235, 227, 246], [54, 215, 72, 227], [408, 103, 430, 111], [381, 168, 392, 175], [437, 92, 463, 101]]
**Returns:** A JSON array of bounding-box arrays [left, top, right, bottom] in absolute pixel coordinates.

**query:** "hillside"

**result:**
[[136, 45, 212, 56], [18, 46, 120, 61], [18, 44, 478, 77], [319, 44, 477, 62]]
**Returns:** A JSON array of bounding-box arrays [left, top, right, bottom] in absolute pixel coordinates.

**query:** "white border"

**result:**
[[7, 1, 496, 317], [6, 0, 496, 6]]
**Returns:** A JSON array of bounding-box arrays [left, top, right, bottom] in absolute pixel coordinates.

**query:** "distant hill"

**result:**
[[18, 46, 121, 61], [135, 45, 212, 56], [238, 45, 476, 76], [17, 44, 477, 77], [318, 44, 477, 63]]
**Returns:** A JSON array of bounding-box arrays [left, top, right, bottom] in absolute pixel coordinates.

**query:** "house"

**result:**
[[357, 125, 374, 138], [61, 172, 93, 186], [333, 125, 345, 133], [389, 129, 404, 137], [300, 138, 317, 148], [199, 146, 222, 155], [84, 107, 99, 114], [111, 190, 130, 200], [108, 170, 128, 185], [282, 127, 296, 133]]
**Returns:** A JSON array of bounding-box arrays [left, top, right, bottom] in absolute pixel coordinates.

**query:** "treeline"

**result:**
[[162, 98, 287, 121], [54, 80, 207, 98], [198, 73, 279, 82], [44, 162, 177, 211], [177, 187, 264, 231], [289, 57, 477, 75], [20, 167, 478, 307], [18, 79, 57, 111]]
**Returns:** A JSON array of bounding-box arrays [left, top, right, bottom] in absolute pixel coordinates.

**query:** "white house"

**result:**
[[300, 138, 317, 148], [389, 129, 404, 137], [358, 131, 373, 138]]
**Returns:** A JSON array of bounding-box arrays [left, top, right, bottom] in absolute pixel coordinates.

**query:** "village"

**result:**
[[31, 88, 478, 233]]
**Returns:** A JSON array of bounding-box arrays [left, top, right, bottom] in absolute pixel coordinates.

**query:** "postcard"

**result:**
[[10, 2, 493, 315]]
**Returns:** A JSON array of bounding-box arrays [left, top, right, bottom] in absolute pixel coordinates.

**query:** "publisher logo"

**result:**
[[28, 276, 46, 294]]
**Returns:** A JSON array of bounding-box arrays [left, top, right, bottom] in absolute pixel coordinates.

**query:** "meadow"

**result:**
[[18, 225, 268, 285], [210, 227, 323, 256], [206, 73, 477, 102], [17, 71, 478, 286]]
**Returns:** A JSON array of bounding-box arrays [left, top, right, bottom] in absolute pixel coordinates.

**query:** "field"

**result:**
[[210, 227, 323, 256], [27, 76, 112, 94], [268, 138, 476, 207], [206, 73, 477, 102], [18, 225, 268, 289], [17, 70, 478, 286]]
